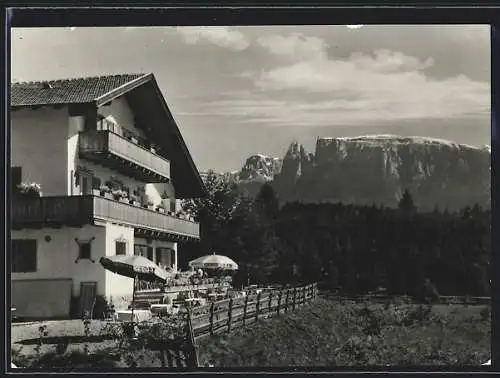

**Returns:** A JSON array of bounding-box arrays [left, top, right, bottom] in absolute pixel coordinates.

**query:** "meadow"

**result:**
[[11, 296, 490, 368], [198, 297, 491, 367]]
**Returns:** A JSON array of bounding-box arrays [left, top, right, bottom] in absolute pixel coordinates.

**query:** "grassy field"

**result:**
[[11, 297, 491, 368], [197, 297, 491, 367]]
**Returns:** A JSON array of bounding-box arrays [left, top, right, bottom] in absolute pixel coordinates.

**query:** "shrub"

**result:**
[[480, 306, 490, 322]]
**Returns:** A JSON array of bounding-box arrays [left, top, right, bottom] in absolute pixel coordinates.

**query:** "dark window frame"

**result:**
[[115, 241, 127, 256], [12, 239, 37, 273], [78, 242, 92, 260]]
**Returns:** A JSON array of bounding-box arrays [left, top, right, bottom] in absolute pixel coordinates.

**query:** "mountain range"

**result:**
[[202, 135, 491, 212]]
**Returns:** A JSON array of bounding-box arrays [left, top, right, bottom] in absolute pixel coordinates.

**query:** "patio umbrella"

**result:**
[[188, 253, 239, 271], [99, 255, 168, 324]]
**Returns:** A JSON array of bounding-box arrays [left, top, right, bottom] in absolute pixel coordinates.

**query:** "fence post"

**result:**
[[277, 290, 282, 316], [227, 298, 233, 333], [186, 309, 199, 368], [285, 289, 290, 312], [209, 302, 215, 336], [293, 287, 297, 310], [256, 292, 261, 321], [268, 291, 273, 316], [243, 295, 249, 326]]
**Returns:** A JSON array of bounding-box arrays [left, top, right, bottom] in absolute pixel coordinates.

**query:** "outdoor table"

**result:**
[[116, 309, 152, 322], [150, 304, 172, 315], [185, 298, 206, 307]]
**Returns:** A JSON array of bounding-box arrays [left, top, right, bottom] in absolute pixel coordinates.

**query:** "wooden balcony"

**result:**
[[11, 195, 199, 241], [78, 131, 170, 183]]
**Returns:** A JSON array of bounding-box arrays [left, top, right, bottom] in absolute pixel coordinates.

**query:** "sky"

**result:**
[[11, 25, 491, 172]]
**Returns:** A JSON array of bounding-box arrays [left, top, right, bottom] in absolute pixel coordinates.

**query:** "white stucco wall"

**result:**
[[97, 96, 145, 138], [104, 223, 135, 299], [11, 225, 107, 296], [11, 107, 70, 196]]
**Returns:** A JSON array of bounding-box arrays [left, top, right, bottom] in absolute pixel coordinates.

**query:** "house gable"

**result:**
[[11, 73, 206, 199]]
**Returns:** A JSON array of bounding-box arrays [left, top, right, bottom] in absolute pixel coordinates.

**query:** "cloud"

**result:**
[[225, 34, 490, 127], [256, 32, 328, 60], [176, 26, 250, 51]]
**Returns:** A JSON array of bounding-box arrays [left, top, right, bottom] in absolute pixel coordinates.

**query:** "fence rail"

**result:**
[[318, 291, 490, 305], [188, 283, 318, 341]]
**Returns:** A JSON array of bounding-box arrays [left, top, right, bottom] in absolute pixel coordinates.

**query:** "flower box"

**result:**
[[17, 182, 42, 198], [156, 207, 165, 213], [129, 199, 140, 207], [104, 192, 113, 200]]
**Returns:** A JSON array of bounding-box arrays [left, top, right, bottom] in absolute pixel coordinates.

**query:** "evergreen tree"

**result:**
[[398, 189, 417, 214]]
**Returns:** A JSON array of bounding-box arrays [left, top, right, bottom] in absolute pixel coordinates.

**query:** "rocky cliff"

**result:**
[[205, 135, 491, 212]]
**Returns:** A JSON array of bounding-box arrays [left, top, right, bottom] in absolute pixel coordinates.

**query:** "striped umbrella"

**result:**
[[99, 255, 167, 325], [100, 255, 168, 282]]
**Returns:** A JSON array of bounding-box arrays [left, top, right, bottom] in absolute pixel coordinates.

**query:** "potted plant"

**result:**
[[98, 184, 108, 197], [112, 189, 126, 201], [17, 182, 42, 198], [129, 134, 139, 144], [156, 203, 165, 213], [129, 193, 140, 206], [120, 191, 129, 203], [147, 200, 155, 210], [142, 195, 154, 210], [149, 143, 157, 154]]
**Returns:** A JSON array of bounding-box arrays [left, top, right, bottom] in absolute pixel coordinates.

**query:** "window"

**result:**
[[134, 244, 148, 257], [171, 249, 176, 266], [11, 167, 22, 190], [80, 174, 93, 195], [91, 177, 101, 190], [170, 199, 176, 213], [79, 243, 91, 260], [12, 239, 37, 273], [156, 247, 174, 268], [134, 245, 154, 261], [115, 241, 127, 255]]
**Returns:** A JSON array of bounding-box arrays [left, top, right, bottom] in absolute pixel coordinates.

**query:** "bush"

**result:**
[[480, 306, 490, 322]]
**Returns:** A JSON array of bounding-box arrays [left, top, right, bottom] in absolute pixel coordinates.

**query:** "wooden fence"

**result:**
[[319, 291, 491, 306], [188, 283, 318, 341]]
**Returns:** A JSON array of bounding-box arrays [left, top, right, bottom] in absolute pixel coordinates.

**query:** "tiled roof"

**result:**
[[11, 73, 148, 107]]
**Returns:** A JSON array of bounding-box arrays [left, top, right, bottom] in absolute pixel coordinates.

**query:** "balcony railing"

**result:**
[[11, 195, 199, 240], [78, 131, 170, 183]]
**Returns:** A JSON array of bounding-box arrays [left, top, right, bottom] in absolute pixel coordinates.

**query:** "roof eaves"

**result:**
[[94, 73, 153, 107], [148, 75, 207, 197]]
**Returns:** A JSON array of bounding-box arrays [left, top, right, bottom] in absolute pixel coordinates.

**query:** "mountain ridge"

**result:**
[[201, 135, 491, 211]]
